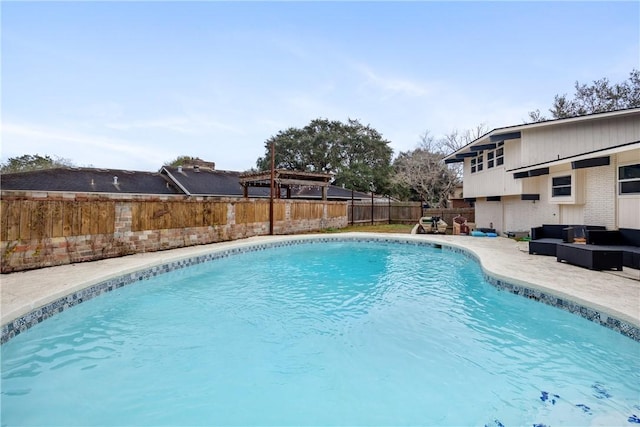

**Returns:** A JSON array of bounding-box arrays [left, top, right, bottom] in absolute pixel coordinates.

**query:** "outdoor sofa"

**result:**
[[584, 228, 640, 269], [529, 224, 606, 256], [556, 243, 624, 271]]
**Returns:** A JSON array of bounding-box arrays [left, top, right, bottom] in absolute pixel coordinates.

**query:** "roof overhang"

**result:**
[[443, 108, 640, 162], [508, 141, 640, 177]]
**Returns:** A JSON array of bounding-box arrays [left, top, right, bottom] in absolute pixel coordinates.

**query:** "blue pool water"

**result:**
[[1, 240, 639, 426]]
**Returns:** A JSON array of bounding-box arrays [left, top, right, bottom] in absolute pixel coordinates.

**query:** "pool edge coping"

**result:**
[[2, 233, 639, 343]]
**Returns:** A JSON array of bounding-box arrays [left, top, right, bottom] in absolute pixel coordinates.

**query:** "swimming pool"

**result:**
[[1, 239, 639, 426]]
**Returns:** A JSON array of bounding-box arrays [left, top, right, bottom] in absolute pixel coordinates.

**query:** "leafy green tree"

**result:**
[[528, 69, 640, 121], [165, 155, 203, 167], [0, 154, 74, 173], [256, 118, 393, 194], [391, 131, 458, 207]]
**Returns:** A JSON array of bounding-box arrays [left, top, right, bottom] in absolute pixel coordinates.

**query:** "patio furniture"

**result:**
[[453, 215, 469, 235], [585, 228, 640, 269], [529, 224, 606, 256], [556, 243, 623, 271], [417, 216, 448, 234]]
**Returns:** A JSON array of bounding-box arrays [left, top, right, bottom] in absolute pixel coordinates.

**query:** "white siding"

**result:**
[[463, 167, 509, 198], [559, 205, 584, 225], [617, 148, 640, 164], [616, 149, 640, 229], [462, 140, 522, 198], [618, 198, 640, 228], [519, 115, 640, 168]]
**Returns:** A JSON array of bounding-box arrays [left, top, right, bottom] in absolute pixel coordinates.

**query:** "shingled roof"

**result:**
[[162, 166, 371, 200], [1, 165, 372, 200], [1, 167, 180, 195], [161, 166, 269, 197]]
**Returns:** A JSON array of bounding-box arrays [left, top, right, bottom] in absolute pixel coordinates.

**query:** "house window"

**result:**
[[552, 175, 572, 197], [470, 157, 476, 173], [486, 142, 504, 169], [476, 153, 484, 172], [619, 163, 640, 194], [496, 144, 504, 166]]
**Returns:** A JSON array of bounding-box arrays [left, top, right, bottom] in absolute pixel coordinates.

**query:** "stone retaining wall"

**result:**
[[1, 191, 348, 272]]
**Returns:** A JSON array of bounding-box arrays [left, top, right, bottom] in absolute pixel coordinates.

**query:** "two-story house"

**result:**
[[444, 108, 640, 234]]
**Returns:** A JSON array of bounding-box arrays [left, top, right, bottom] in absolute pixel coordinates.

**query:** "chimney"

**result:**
[[177, 165, 183, 173], [193, 165, 200, 173], [113, 176, 118, 185]]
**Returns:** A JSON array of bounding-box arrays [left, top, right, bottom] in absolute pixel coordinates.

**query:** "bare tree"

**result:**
[[433, 123, 488, 180], [390, 124, 489, 204], [437, 123, 489, 154], [392, 148, 457, 207]]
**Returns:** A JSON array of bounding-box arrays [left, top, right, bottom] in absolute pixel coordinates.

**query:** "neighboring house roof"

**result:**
[[297, 184, 371, 200], [0, 165, 374, 200], [161, 166, 270, 197], [0, 167, 180, 195], [444, 107, 640, 162], [161, 166, 371, 200]]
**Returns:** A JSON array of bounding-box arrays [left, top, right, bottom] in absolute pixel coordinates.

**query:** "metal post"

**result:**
[[269, 142, 275, 235], [370, 182, 374, 225], [351, 188, 354, 226]]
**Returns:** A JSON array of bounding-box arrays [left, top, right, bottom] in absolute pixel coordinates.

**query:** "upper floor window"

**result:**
[[619, 163, 640, 195], [476, 153, 484, 172], [486, 142, 504, 169], [496, 144, 504, 166]]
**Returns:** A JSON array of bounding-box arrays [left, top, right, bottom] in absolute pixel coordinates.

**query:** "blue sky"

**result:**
[[2, 1, 638, 172]]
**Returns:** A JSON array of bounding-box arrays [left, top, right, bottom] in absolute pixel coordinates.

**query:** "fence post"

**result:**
[[370, 183, 374, 225], [351, 188, 354, 226]]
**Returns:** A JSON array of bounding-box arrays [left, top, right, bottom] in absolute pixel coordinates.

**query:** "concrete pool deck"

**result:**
[[1, 232, 639, 338]]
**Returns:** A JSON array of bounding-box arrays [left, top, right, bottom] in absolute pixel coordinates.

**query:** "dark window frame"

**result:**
[[619, 163, 640, 195], [551, 174, 572, 197]]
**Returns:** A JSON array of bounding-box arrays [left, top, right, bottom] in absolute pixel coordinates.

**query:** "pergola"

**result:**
[[238, 169, 333, 200]]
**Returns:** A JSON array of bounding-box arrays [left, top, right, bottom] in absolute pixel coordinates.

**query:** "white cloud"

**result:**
[[353, 63, 436, 99], [106, 114, 245, 135], [1, 122, 174, 170]]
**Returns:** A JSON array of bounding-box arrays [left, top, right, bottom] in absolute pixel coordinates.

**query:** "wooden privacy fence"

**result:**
[[348, 200, 475, 226], [0, 195, 348, 272], [1, 200, 117, 241]]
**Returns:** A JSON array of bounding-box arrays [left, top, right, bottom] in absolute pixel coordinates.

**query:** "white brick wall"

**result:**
[[583, 164, 616, 229], [502, 195, 560, 232], [474, 201, 503, 233]]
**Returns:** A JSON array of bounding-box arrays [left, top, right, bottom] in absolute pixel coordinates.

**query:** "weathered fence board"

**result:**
[[326, 203, 347, 218], [292, 202, 323, 220], [51, 201, 64, 237], [19, 201, 32, 239], [3, 201, 22, 241]]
